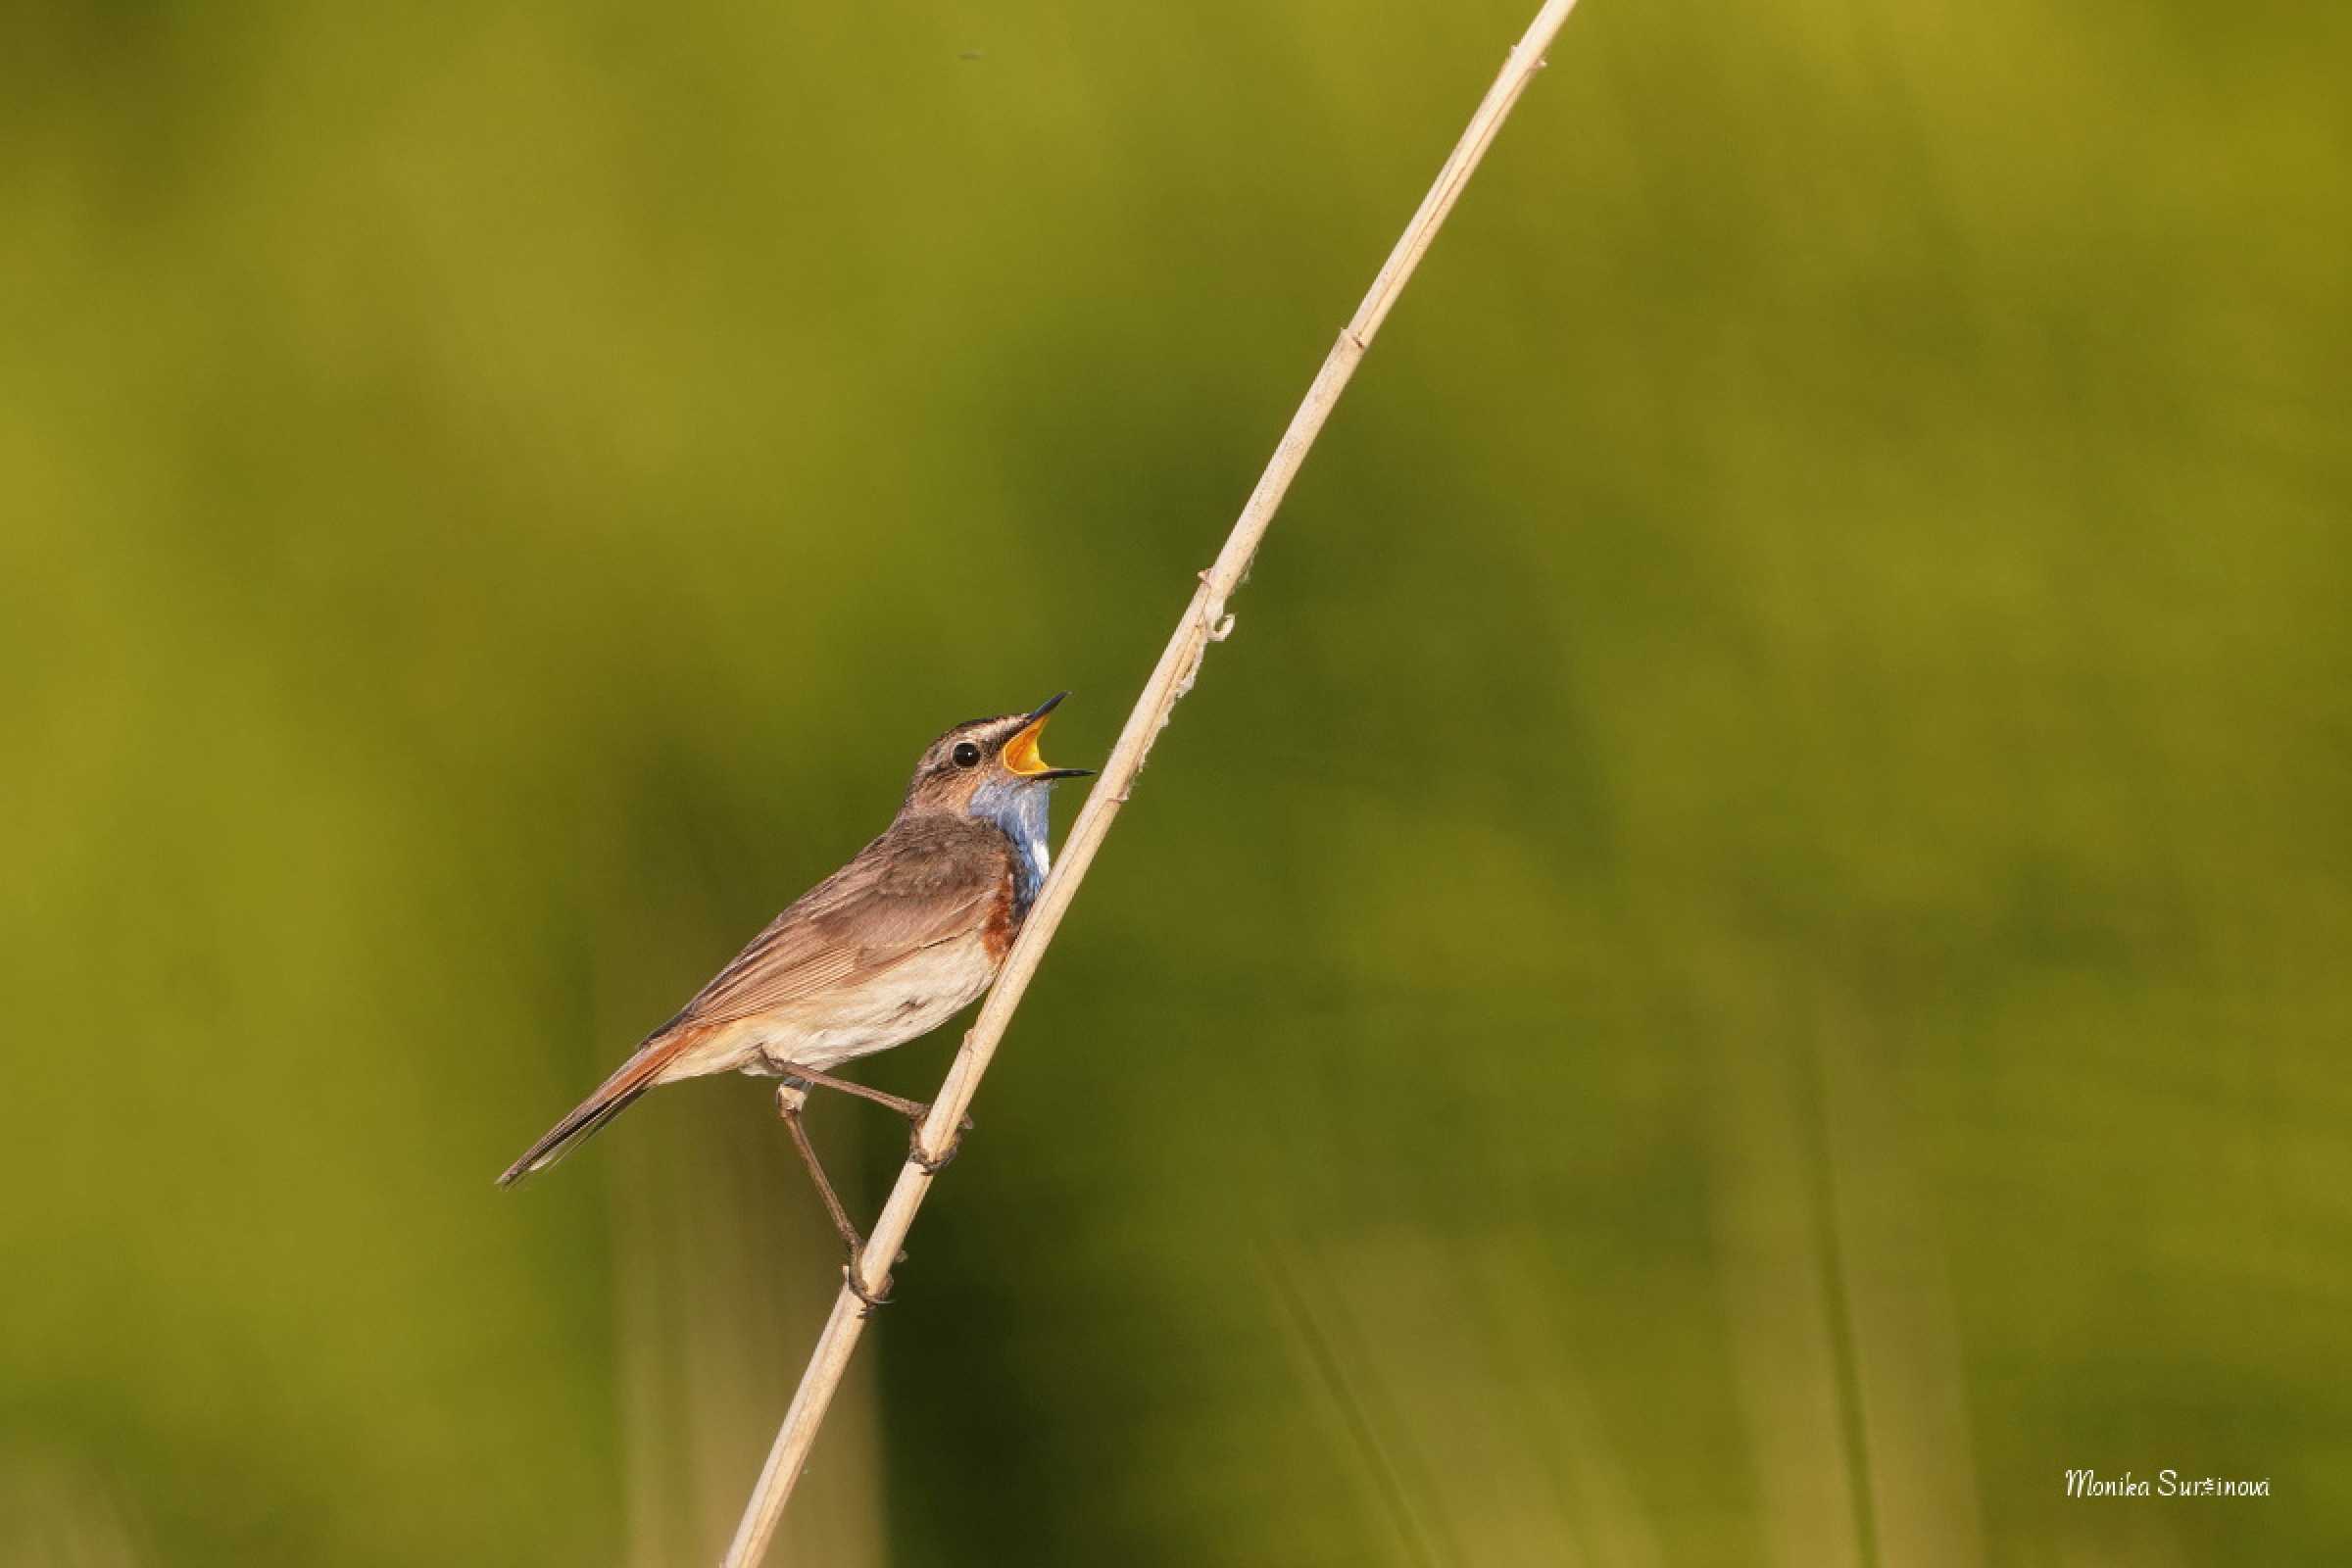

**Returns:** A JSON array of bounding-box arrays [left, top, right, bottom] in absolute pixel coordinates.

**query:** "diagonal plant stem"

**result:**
[[722, 2, 1583, 1559]]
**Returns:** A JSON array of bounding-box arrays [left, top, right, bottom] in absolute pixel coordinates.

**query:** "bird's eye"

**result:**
[[952, 741, 983, 769]]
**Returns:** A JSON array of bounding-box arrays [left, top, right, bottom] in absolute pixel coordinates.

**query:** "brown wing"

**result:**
[[495, 814, 1010, 1189], [662, 812, 1010, 1033]]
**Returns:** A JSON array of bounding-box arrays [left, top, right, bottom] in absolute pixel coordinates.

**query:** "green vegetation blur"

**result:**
[[4, 0, 2345, 1563]]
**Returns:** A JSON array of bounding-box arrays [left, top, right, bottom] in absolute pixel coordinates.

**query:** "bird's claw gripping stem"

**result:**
[[906, 1112, 973, 1174], [844, 1244, 904, 1315]]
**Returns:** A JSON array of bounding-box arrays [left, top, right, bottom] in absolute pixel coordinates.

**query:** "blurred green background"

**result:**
[[4, 0, 2346, 1563]]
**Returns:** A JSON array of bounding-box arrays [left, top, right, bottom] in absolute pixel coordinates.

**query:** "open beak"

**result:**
[[1002, 692, 1094, 780]]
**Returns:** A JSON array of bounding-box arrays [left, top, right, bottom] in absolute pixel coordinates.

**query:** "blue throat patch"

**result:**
[[967, 777, 1054, 917]]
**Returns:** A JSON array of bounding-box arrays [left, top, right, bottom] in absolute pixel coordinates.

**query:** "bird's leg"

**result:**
[[786, 1062, 930, 1121], [775, 1082, 862, 1251], [786, 1061, 973, 1173], [776, 1081, 897, 1312]]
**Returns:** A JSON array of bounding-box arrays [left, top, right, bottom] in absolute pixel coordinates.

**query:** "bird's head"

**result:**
[[902, 692, 1094, 819]]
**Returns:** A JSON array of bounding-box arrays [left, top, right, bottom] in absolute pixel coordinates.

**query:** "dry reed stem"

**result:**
[[722, 3, 1583, 1560]]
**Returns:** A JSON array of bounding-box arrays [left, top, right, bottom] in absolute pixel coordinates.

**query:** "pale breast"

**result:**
[[749, 929, 1004, 1074]]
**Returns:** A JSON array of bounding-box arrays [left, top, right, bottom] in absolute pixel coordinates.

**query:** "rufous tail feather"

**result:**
[[497, 1044, 676, 1188]]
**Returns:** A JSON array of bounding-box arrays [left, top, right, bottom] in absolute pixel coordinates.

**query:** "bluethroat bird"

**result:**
[[499, 694, 1091, 1302]]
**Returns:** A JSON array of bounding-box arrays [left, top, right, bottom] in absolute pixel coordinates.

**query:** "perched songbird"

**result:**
[[499, 694, 1091, 1299]]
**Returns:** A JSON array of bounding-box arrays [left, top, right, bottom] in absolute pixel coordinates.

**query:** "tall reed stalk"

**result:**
[[723, 3, 1586, 1558]]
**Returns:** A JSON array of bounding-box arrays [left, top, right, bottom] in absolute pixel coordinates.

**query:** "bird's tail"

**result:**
[[497, 1043, 677, 1188]]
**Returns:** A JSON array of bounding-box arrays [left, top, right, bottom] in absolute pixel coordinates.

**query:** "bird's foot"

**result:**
[[843, 1243, 905, 1315], [906, 1112, 974, 1175]]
